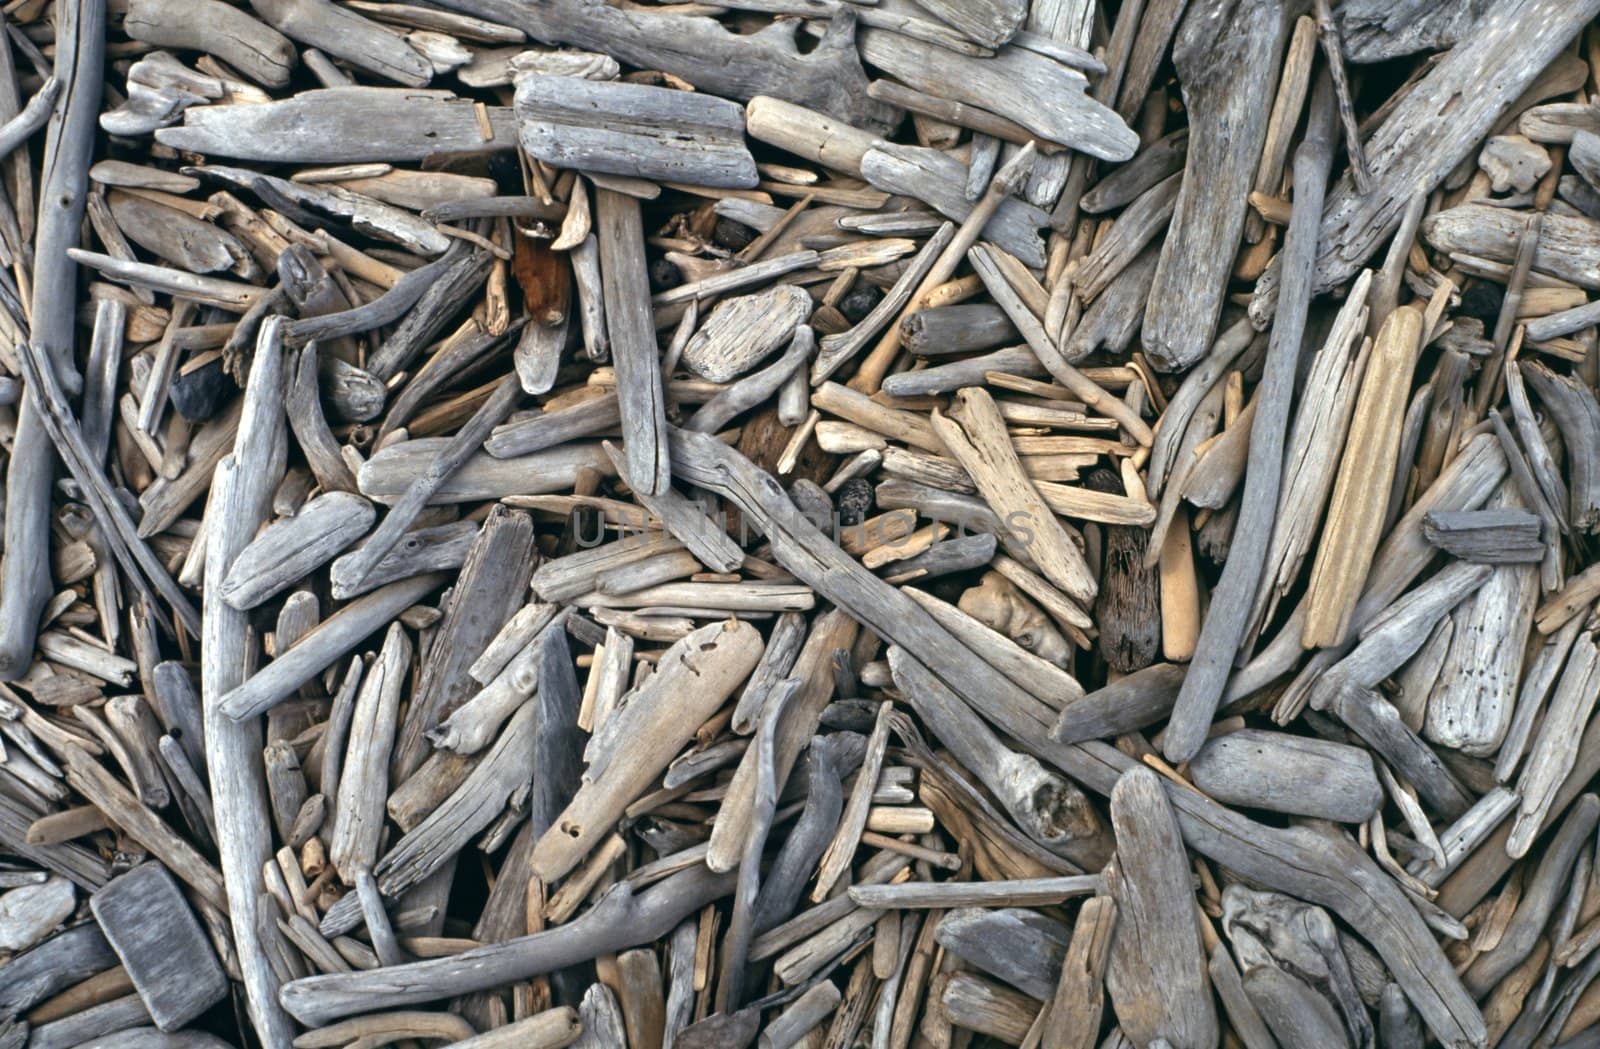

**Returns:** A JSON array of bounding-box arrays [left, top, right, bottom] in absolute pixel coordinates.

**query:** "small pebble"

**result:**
[[170, 359, 232, 422], [838, 285, 882, 324]]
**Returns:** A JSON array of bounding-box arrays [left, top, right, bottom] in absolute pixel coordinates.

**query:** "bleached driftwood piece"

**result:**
[[125, 0, 296, 86], [597, 187, 670, 496], [200, 316, 296, 1049], [1188, 729, 1382, 823], [0, 0, 102, 678], [517, 76, 756, 189], [1246, 274, 1372, 643], [681, 285, 812, 383], [423, 2, 893, 131], [929, 387, 1095, 605], [1509, 629, 1600, 857], [1522, 359, 1600, 532], [853, 28, 1134, 161], [1422, 488, 1540, 756], [220, 492, 375, 609], [1422, 509, 1544, 563], [246, 0, 431, 86], [329, 624, 410, 880]]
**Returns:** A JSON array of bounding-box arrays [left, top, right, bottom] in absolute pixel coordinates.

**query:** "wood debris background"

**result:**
[[0, 0, 1599, 1046]]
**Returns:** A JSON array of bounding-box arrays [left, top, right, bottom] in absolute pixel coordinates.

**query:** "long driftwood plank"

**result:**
[[516, 75, 757, 189]]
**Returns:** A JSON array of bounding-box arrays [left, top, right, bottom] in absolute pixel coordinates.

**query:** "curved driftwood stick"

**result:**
[[0, 76, 57, 160], [294, 1009, 476, 1047], [279, 863, 737, 1026], [248, 0, 430, 86], [125, 0, 294, 86]]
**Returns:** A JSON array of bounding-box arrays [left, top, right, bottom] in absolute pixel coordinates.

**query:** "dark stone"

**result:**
[[1457, 281, 1504, 326], [169, 359, 232, 422], [712, 217, 757, 251], [838, 285, 882, 323], [834, 477, 873, 527], [649, 256, 682, 292], [788, 478, 833, 532]]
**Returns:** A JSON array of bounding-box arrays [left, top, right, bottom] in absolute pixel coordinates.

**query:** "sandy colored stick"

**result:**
[[531, 620, 761, 882], [1303, 305, 1424, 648], [1159, 508, 1199, 662], [930, 387, 1096, 605]]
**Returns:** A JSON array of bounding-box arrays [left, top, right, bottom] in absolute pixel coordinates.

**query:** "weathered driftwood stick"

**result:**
[[517, 75, 757, 189], [247, 0, 431, 86], [1161, 75, 1336, 761], [1140, 0, 1288, 371], [0, 0, 102, 678], [849, 875, 1101, 909], [219, 492, 374, 610], [329, 624, 410, 881], [200, 316, 296, 1049], [931, 387, 1095, 604], [533, 620, 761, 882], [1187, 728, 1382, 823], [1103, 766, 1218, 1048], [217, 572, 447, 721], [125, 0, 295, 86], [596, 187, 670, 496]]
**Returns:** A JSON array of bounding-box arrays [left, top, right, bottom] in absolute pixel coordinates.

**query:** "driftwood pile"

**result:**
[[4, 0, 1600, 1047]]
